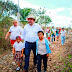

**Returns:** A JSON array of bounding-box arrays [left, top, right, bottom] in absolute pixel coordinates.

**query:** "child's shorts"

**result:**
[[13, 51, 23, 63], [48, 37, 50, 40]]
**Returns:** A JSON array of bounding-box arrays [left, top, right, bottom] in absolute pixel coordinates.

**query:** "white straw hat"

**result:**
[[26, 14, 36, 21]]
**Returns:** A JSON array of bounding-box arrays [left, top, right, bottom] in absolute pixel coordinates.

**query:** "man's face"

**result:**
[[28, 18, 35, 25], [52, 26, 54, 28], [13, 21, 18, 26], [47, 27, 49, 29], [56, 27, 58, 29]]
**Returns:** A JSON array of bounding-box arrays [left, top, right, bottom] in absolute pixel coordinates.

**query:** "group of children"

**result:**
[[12, 31, 51, 72], [46, 26, 61, 42]]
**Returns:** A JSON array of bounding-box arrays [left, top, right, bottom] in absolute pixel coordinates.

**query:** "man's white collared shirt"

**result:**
[[21, 23, 42, 47]]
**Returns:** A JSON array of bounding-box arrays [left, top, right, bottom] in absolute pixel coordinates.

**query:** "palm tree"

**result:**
[[35, 8, 52, 27], [0, 0, 18, 16], [19, 8, 33, 25]]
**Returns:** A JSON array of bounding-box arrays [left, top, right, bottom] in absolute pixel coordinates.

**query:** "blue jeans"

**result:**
[[51, 34, 55, 42], [61, 36, 66, 45], [37, 54, 48, 72], [24, 41, 37, 71]]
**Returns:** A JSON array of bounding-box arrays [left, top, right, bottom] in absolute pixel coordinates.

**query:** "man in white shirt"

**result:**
[[5, 20, 23, 46], [60, 28, 66, 45], [22, 14, 42, 72]]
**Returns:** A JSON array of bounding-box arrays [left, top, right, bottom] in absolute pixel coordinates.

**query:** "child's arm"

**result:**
[[5, 32, 11, 40], [13, 47, 15, 55], [21, 49, 24, 57], [46, 44, 50, 57]]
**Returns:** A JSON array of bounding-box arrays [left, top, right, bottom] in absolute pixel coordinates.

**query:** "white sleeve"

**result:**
[[65, 30, 66, 33], [22, 43, 24, 49], [19, 26, 23, 33], [23, 40, 25, 48], [21, 27, 26, 40], [13, 43, 15, 48], [9, 27, 12, 32], [55, 29, 56, 31]]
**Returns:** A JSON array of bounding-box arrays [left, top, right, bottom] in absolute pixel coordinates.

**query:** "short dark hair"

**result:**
[[16, 36, 20, 39], [62, 28, 64, 29], [37, 31, 44, 35]]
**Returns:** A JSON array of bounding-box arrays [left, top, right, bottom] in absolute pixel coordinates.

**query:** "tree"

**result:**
[[36, 8, 52, 27], [19, 8, 35, 25], [19, 8, 32, 21], [0, 0, 18, 16]]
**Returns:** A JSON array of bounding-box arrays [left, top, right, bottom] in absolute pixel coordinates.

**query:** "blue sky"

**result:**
[[25, 0, 72, 9], [25, 0, 72, 17], [11, 0, 72, 28]]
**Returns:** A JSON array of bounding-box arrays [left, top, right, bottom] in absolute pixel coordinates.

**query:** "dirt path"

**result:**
[[0, 35, 72, 72]]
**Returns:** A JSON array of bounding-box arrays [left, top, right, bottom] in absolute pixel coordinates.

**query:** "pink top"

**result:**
[[46, 29, 50, 33]]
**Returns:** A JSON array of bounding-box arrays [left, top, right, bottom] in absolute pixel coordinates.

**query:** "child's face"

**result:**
[[62, 29, 64, 31], [38, 32, 44, 40], [16, 38, 20, 43], [48, 31, 49, 33]]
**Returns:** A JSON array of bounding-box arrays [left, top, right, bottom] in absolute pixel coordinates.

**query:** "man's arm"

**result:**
[[21, 28, 26, 40], [5, 32, 11, 40], [21, 28, 26, 48]]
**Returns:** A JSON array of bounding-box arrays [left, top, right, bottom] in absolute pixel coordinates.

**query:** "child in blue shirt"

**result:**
[[36, 31, 51, 72]]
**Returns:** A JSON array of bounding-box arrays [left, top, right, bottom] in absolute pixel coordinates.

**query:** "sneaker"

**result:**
[[16, 67, 20, 71]]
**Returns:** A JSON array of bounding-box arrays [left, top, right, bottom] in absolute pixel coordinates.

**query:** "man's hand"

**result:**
[[5, 36, 7, 40], [46, 54, 49, 57]]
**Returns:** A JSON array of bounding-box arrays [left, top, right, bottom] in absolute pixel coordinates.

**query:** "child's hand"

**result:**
[[46, 54, 49, 57], [21, 54, 23, 57]]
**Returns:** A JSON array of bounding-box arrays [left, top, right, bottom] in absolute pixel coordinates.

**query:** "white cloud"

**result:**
[[11, 0, 40, 9], [10, 0, 72, 28], [70, 11, 72, 15], [49, 16, 72, 28], [67, 8, 72, 11]]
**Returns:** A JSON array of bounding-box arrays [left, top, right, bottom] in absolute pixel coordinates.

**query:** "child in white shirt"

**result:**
[[13, 36, 24, 71]]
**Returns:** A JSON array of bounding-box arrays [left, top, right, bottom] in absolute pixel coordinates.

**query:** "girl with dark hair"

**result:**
[[13, 36, 24, 71]]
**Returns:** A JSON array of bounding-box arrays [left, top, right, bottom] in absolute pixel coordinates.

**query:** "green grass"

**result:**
[[68, 54, 72, 59]]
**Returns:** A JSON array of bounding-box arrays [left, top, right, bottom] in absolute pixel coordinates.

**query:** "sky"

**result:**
[[10, 0, 72, 28]]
